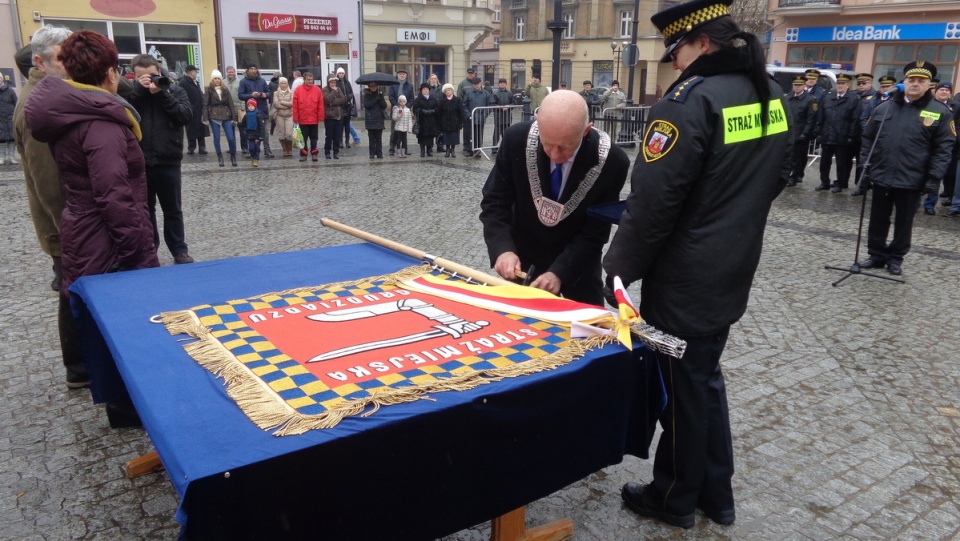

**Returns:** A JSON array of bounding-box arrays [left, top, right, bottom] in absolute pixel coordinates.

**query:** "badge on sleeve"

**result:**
[[643, 120, 679, 163], [952, 120, 957, 137]]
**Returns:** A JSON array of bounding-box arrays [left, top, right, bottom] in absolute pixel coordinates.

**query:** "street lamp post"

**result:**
[[610, 41, 624, 83]]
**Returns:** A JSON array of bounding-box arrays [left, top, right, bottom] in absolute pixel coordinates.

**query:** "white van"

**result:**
[[766, 65, 858, 95]]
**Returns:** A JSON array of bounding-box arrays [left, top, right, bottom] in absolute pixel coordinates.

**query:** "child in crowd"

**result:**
[[392, 95, 412, 158], [244, 98, 263, 167]]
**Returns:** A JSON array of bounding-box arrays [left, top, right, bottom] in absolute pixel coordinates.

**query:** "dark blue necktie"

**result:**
[[551, 163, 563, 200]]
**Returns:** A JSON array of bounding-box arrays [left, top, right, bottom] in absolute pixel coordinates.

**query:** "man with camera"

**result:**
[[128, 53, 195, 264]]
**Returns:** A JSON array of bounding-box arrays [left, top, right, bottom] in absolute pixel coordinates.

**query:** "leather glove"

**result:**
[[603, 275, 618, 309], [922, 179, 939, 195]]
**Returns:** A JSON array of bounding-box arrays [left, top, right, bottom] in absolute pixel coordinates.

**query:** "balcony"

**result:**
[[778, 0, 840, 7], [510, 0, 527, 9]]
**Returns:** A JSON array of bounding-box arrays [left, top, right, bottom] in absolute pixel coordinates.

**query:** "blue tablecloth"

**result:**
[[70, 243, 658, 540]]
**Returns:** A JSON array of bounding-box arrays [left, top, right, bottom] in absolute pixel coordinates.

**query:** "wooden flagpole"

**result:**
[[321, 218, 528, 285]]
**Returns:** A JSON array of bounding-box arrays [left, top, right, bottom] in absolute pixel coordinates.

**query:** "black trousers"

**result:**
[[324, 119, 342, 153], [789, 139, 808, 181], [647, 326, 734, 516], [300, 123, 319, 155], [58, 292, 85, 376], [471, 123, 485, 153], [146, 164, 188, 257], [236, 116, 248, 152], [187, 137, 206, 152], [867, 187, 921, 263], [462, 123, 472, 152], [493, 122, 510, 149], [820, 143, 854, 188], [368, 129, 383, 157]]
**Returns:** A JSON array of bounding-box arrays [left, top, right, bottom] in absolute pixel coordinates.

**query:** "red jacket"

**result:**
[[25, 77, 159, 292], [292, 84, 324, 125]]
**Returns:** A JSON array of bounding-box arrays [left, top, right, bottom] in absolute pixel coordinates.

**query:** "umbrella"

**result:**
[[355, 72, 401, 86]]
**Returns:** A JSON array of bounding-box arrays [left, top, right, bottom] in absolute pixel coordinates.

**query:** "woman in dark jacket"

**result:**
[[25, 30, 159, 424], [362, 82, 388, 159], [322, 74, 346, 159], [203, 69, 237, 166], [411, 82, 439, 157], [437, 83, 467, 158]]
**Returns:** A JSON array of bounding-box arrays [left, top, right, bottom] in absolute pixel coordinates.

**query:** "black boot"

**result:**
[[105, 398, 143, 429], [217, 153, 224, 167], [421, 146, 426, 157], [451, 147, 456, 158], [230, 153, 237, 166], [325, 151, 332, 159], [426, 145, 433, 157]]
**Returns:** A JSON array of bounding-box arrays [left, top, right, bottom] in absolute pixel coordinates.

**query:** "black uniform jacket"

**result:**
[[603, 48, 792, 337], [785, 90, 817, 141], [179, 76, 206, 140], [480, 121, 629, 304], [819, 90, 861, 145], [127, 80, 192, 166], [861, 91, 955, 192]]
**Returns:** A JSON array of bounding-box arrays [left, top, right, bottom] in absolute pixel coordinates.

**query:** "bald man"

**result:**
[[480, 90, 629, 304]]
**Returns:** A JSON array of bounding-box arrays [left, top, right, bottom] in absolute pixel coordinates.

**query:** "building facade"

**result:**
[[217, 2, 360, 83], [496, 0, 674, 104], [768, 0, 960, 88], [361, 0, 493, 87], [471, 1, 502, 86], [14, 0, 217, 85]]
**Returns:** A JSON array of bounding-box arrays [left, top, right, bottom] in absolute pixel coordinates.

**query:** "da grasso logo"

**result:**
[[832, 25, 901, 41]]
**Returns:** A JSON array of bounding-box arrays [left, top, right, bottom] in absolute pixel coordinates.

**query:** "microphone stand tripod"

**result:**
[[824, 104, 905, 287]]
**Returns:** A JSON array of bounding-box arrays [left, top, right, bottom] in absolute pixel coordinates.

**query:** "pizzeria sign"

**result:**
[[249, 13, 339, 35]]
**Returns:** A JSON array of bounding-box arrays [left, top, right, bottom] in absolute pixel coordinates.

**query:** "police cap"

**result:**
[[651, 0, 733, 63], [804, 69, 820, 80], [856, 73, 873, 83], [878, 75, 896, 86], [791, 75, 805, 85], [836, 73, 853, 83]]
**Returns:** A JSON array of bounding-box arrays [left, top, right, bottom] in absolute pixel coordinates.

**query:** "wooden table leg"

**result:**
[[491, 506, 574, 541], [125, 451, 165, 478]]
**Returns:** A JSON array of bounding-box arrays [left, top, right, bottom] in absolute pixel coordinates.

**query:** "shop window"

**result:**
[[280, 41, 323, 77], [44, 19, 108, 35], [376, 45, 448, 85], [327, 42, 350, 60], [236, 40, 280, 71], [112, 22, 141, 56], [785, 45, 855, 67], [874, 43, 957, 87], [144, 23, 198, 42]]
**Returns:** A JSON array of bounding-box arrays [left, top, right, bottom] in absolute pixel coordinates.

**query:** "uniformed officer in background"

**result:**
[[603, 0, 791, 529], [785, 74, 818, 186], [853, 75, 899, 196], [859, 61, 954, 275], [817, 73, 861, 192]]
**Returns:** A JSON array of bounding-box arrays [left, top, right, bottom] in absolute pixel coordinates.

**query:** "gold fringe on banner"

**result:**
[[158, 267, 617, 436]]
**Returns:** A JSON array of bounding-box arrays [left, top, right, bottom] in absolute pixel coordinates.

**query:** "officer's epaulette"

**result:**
[[668, 76, 705, 103]]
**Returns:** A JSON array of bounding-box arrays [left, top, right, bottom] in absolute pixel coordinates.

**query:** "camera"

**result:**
[[150, 73, 171, 89]]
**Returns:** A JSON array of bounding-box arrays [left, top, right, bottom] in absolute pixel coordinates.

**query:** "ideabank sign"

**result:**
[[786, 22, 960, 43]]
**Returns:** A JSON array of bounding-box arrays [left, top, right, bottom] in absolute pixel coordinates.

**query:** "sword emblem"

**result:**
[[306, 299, 489, 362]]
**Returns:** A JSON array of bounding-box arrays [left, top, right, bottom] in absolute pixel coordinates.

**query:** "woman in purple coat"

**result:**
[[25, 30, 159, 426]]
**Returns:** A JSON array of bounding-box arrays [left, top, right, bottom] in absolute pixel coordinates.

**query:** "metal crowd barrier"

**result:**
[[597, 106, 651, 146], [807, 138, 822, 168], [468, 105, 526, 160]]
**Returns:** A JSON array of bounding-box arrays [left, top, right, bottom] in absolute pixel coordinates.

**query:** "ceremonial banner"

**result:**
[[160, 265, 617, 435]]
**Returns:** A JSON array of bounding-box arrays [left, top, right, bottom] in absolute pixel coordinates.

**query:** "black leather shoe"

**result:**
[[699, 505, 736, 525], [945, 210, 960, 217], [815, 183, 831, 191], [621, 483, 695, 529], [860, 257, 886, 269], [923, 207, 936, 215], [851, 188, 866, 196], [887, 261, 902, 275], [830, 185, 843, 193], [786, 179, 797, 187]]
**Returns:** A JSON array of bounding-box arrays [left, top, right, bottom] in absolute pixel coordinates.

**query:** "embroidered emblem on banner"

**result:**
[[158, 266, 615, 435], [643, 120, 678, 162]]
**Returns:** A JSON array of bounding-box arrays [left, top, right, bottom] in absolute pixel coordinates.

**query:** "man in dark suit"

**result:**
[[479, 90, 629, 305]]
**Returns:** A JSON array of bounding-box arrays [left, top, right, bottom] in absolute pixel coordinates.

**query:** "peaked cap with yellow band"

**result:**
[[903, 60, 936, 80], [651, 0, 734, 63]]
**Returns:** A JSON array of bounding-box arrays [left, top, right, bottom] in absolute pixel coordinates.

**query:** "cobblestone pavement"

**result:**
[[1, 133, 958, 540]]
